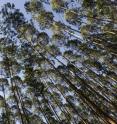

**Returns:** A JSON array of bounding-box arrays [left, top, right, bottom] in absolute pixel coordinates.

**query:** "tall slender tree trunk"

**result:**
[[2, 85, 11, 124]]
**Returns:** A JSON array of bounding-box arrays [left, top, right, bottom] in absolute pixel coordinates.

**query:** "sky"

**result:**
[[0, 0, 26, 11], [0, 0, 32, 20]]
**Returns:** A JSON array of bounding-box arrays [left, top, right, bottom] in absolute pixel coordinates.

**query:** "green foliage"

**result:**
[[24, 0, 43, 13], [0, 1, 117, 124], [51, 0, 65, 12], [37, 10, 54, 29]]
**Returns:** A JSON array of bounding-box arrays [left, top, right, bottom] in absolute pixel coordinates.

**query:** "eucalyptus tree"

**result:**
[[0, 1, 117, 124], [0, 40, 24, 123], [23, 1, 117, 123], [0, 78, 12, 124]]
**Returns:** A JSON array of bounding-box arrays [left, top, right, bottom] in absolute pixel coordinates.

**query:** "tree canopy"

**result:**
[[0, 0, 117, 124]]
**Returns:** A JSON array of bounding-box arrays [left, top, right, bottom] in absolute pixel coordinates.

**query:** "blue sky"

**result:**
[[0, 0, 31, 18], [0, 0, 25, 10]]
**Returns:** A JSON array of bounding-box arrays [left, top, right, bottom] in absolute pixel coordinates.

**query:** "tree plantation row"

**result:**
[[0, 0, 117, 124]]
